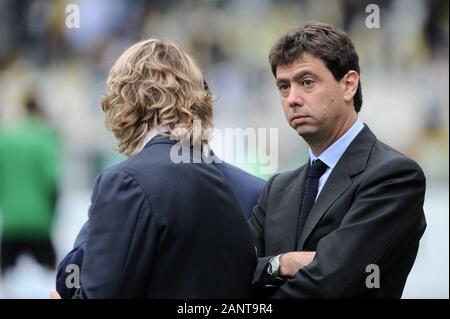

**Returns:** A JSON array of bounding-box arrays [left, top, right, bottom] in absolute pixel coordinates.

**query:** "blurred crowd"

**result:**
[[0, 0, 448, 298]]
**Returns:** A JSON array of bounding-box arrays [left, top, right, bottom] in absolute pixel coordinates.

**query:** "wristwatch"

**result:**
[[267, 254, 283, 279]]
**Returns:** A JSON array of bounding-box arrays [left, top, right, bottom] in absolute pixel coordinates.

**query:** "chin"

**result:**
[[295, 126, 317, 138]]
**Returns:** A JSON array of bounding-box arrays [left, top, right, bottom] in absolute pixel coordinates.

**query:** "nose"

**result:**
[[286, 84, 304, 108]]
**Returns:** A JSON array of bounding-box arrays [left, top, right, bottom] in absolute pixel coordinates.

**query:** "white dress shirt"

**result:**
[[309, 119, 364, 200], [136, 126, 170, 154]]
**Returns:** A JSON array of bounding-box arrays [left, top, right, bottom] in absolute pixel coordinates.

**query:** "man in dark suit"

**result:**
[[250, 22, 426, 298], [56, 160, 264, 299], [55, 38, 259, 298]]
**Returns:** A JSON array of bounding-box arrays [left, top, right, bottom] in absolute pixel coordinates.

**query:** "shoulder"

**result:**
[[216, 162, 265, 189], [270, 165, 306, 188], [95, 147, 172, 184], [256, 164, 307, 198], [369, 140, 425, 180], [90, 162, 149, 207], [351, 139, 427, 198]]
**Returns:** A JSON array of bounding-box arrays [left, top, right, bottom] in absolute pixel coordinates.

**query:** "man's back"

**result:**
[[73, 137, 256, 298], [56, 151, 265, 298]]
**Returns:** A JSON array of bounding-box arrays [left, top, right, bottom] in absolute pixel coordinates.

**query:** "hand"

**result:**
[[279, 251, 316, 278], [50, 291, 61, 299]]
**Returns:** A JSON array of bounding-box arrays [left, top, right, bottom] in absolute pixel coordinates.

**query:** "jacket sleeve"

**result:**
[[56, 174, 103, 299], [56, 241, 85, 299], [72, 169, 158, 298], [56, 221, 91, 299], [272, 157, 426, 298], [248, 174, 279, 288]]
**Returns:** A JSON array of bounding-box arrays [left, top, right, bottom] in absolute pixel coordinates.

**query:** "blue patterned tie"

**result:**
[[296, 159, 328, 248]]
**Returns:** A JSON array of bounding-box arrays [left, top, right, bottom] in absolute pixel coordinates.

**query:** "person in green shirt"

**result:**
[[0, 97, 60, 276]]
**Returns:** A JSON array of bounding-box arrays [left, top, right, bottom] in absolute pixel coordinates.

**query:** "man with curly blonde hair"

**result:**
[[101, 39, 214, 155], [55, 39, 263, 298]]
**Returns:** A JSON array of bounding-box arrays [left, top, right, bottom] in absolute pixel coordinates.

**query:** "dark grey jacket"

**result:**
[[250, 125, 426, 298]]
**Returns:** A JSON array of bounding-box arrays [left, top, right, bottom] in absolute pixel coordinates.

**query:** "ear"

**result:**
[[341, 70, 359, 104]]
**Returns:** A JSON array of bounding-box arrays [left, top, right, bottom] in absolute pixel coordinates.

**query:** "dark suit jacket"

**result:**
[[216, 162, 265, 219], [56, 156, 264, 299], [250, 125, 426, 298], [60, 136, 258, 298]]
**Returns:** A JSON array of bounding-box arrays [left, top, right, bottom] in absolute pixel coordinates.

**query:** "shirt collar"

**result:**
[[309, 119, 364, 169], [136, 126, 171, 154]]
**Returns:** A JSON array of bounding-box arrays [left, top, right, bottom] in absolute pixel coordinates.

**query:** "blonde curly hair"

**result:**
[[101, 39, 214, 155]]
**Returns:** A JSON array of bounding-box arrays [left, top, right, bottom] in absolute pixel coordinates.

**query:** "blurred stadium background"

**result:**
[[0, 0, 448, 298]]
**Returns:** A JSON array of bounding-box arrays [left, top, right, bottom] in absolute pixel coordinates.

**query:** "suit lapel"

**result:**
[[297, 160, 352, 249], [277, 165, 308, 252], [297, 125, 377, 250]]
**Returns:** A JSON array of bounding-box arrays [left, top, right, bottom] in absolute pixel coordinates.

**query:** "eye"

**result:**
[[277, 83, 290, 92], [302, 79, 314, 87]]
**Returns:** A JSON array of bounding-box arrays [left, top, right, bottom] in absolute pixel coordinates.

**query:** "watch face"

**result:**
[[268, 256, 279, 276], [267, 263, 274, 275]]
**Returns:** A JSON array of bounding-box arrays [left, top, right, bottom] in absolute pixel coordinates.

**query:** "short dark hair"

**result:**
[[269, 22, 363, 112]]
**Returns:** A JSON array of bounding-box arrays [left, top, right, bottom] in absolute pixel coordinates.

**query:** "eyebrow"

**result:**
[[276, 70, 318, 85]]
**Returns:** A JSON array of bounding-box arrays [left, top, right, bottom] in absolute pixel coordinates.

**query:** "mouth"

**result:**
[[291, 115, 310, 125]]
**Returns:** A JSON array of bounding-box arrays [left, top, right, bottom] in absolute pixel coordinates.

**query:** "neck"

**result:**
[[309, 113, 357, 156]]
